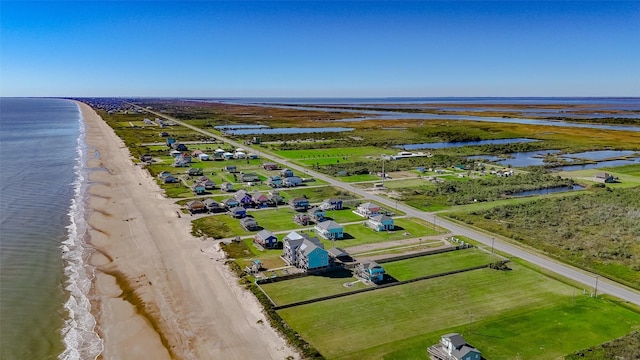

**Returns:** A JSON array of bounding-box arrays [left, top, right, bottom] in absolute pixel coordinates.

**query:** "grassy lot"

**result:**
[[259, 269, 368, 306], [383, 248, 499, 281], [446, 187, 640, 289], [338, 174, 381, 182], [274, 147, 388, 163], [323, 218, 439, 249], [558, 164, 640, 189], [278, 264, 640, 360]]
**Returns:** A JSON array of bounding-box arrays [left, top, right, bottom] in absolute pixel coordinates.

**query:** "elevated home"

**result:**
[[158, 171, 173, 179], [166, 137, 176, 147], [162, 175, 178, 184], [223, 165, 237, 173], [172, 143, 188, 151], [298, 239, 329, 270], [254, 230, 278, 249], [308, 207, 326, 223], [321, 198, 343, 210], [356, 261, 385, 283], [267, 176, 283, 188], [355, 202, 381, 218], [187, 167, 203, 176], [367, 214, 394, 231], [228, 206, 247, 218], [290, 197, 310, 211], [248, 153, 259, 159], [233, 190, 253, 207], [234, 151, 246, 159], [202, 179, 216, 190], [293, 213, 311, 226], [222, 198, 240, 209], [427, 333, 481, 360], [186, 200, 206, 214], [203, 199, 222, 213], [173, 155, 189, 167], [268, 192, 284, 206], [263, 162, 279, 171], [240, 217, 259, 231], [220, 182, 234, 192], [140, 154, 153, 162], [280, 168, 294, 177], [251, 191, 270, 208], [192, 183, 206, 195], [223, 152, 234, 160], [593, 172, 615, 183], [327, 247, 350, 262], [240, 173, 261, 183], [191, 150, 204, 157], [282, 232, 328, 270], [283, 176, 303, 187], [198, 153, 210, 161], [170, 150, 181, 157], [315, 220, 344, 240], [159, 131, 169, 137]]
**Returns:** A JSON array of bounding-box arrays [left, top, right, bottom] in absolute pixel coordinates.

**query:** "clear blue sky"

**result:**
[[1, 1, 639, 97]]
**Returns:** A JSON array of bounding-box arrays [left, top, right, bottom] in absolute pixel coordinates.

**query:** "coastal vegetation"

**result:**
[[446, 187, 640, 289]]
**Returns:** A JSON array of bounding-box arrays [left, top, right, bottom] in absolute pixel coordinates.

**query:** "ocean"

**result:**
[[0, 98, 101, 359]]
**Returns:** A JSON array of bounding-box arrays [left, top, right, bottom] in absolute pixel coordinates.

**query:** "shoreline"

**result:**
[[77, 102, 298, 359]]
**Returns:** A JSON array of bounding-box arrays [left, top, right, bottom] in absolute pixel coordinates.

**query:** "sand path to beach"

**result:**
[[78, 102, 297, 359]]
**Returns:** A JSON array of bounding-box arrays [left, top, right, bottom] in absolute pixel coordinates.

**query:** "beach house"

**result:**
[[427, 333, 481, 360], [220, 182, 234, 192], [315, 220, 344, 240], [192, 183, 206, 195], [283, 176, 303, 187], [267, 175, 283, 188], [186, 200, 206, 214], [228, 206, 247, 218], [239, 217, 259, 231], [280, 168, 294, 178], [290, 197, 310, 211], [203, 199, 222, 213], [254, 230, 278, 249], [262, 162, 279, 171], [366, 214, 394, 231], [355, 202, 381, 218], [308, 207, 326, 223], [233, 190, 254, 207], [282, 232, 328, 271], [356, 261, 385, 283], [251, 191, 270, 208], [321, 198, 343, 210]]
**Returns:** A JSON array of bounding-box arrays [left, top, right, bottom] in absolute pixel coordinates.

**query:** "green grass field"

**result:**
[[259, 269, 367, 306], [322, 218, 439, 249], [278, 264, 640, 359], [383, 248, 498, 281]]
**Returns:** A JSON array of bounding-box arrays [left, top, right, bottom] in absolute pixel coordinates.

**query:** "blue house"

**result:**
[[366, 214, 394, 231], [308, 207, 326, 223], [315, 220, 344, 240], [290, 197, 310, 211], [282, 231, 328, 271], [192, 183, 206, 195], [427, 333, 481, 360], [322, 198, 343, 210], [222, 198, 240, 209], [280, 168, 294, 178], [254, 230, 278, 249], [298, 239, 329, 270], [356, 261, 385, 283], [267, 176, 283, 188], [228, 206, 246, 218], [166, 137, 176, 147], [283, 176, 303, 187], [233, 190, 253, 207]]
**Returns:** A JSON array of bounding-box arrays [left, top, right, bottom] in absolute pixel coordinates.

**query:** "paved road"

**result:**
[[132, 104, 640, 306]]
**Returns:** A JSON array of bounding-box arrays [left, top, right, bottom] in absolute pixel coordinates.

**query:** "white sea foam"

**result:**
[[59, 105, 103, 360]]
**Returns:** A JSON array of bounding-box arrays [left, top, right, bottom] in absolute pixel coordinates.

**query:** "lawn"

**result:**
[[278, 264, 640, 359], [383, 248, 499, 281], [259, 268, 368, 306], [321, 218, 439, 249], [274, 147, 388, 163]]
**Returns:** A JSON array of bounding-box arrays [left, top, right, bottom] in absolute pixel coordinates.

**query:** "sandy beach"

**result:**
[[78, 102, 297, 359]]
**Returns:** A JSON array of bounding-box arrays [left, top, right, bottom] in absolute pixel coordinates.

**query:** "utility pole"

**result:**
[[469, 312, 473, 334], [381, 156, 385, 188], [594, 276, 600, 298], [491, 237, 495, 254]]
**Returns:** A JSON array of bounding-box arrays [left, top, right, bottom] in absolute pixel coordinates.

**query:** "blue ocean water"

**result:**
[[0, 98, 101, 359]]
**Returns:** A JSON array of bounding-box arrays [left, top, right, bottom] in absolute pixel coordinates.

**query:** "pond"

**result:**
[[561, 150, 637, 161], [222, 127, 354, 135], [397, 138, 539, 150], [510, 185, 585, 197], [555, 158, 640, 172], [214, 124, 269, 130], [468, 150, 561, 167]]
